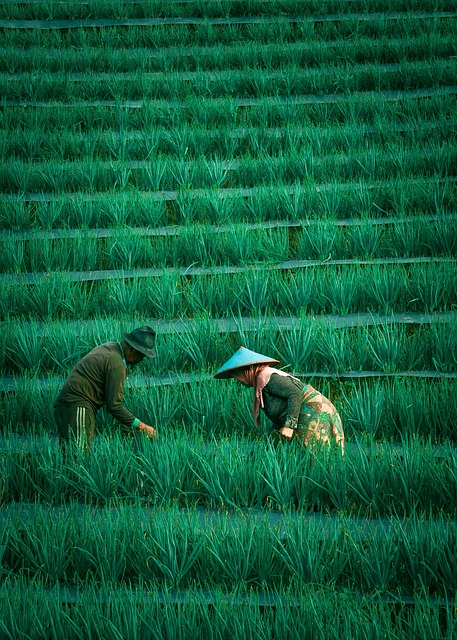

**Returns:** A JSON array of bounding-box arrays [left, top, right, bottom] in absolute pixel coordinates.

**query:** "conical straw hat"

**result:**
[[214, 346, 279, 379]]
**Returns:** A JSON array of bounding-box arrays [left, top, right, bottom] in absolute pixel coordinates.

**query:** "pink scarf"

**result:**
[[232, 365, 298, 427]]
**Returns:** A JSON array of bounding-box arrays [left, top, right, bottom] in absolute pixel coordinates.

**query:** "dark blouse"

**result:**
[[262, 373, 304, 429]]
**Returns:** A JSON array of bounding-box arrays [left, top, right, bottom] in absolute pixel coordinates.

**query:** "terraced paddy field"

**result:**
[[1, 0, 456, 637]]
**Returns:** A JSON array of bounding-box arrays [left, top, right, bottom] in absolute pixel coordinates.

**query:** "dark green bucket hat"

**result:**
[[122, 326, 156, 358]]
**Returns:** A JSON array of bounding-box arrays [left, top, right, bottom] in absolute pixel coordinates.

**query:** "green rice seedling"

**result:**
[[0, 238, 25, 274], [362, 264, 408, 313], [7, 508, 74, 584], [273, 318, 315, 372], [4, 321, 45, 373], [408, 262, 457, 312], [72, 508, 134, 584], [64, 435, 133, 504], [273, 515, 348, 586], [346, 440, 390, 514], [70, 198, 95, 228], [430, 317, 457, 372], [0, 578, 65, 640], [347, 524, 401, 592], [384, 443, 436, 514], [206, 515, 275, 587], [190, 448, 239, 508], [341, 382, 386, 439], [318, 266, 365, 314], [234, 271, 275, 315], [367, 320, 406, 373], [314, 325, 355, 372], [296, 218, 338, 261], [104, 277, 145, 316], [143, 272, 184, 319], [347, 218, 383, 259], [129, 507, 205, 587], [259, 443, 301, 511], [133, 435, 192, 504], [397, 515, 454, 592]]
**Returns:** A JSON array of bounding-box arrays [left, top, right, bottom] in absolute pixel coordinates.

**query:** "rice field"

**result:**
[[1, 0, 456, 636]]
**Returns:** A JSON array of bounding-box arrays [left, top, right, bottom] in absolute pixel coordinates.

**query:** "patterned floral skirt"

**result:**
[[296, 385, 345, 454]]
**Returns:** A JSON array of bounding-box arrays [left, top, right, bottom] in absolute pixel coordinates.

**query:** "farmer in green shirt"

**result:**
[[54, 326, 157, 446]]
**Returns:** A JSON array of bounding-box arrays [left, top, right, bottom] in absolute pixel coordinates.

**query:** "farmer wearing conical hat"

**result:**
[[54, 326, 157, 446], [215, 347, 344, 452]]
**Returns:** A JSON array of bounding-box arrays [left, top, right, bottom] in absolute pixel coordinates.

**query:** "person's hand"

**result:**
[[279, 426, 294, 440], [138, 422, 157, 438]]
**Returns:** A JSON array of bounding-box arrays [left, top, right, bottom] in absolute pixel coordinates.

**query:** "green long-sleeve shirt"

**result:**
[[262, 373, 304, 429], [54, 342, 138, 428]]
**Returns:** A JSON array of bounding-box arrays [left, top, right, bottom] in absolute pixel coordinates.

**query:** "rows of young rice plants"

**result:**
[[0, 580, 454, 640], [1, 215, 456, 273], [1, 139, 456, 193], [2, 114, 456, 164], [3, 30, 457, 74], [2, 0, 456, 20], [1, 3, 456, 631], [2, 262, 456, 321], [2, 314, 456, 377], [1, 175, 455, 230], [2, 9, 456, 50], [1, 430, 457, 512], [2, 372, 457, 442], [4, 59, 457, 103], [2, 87, 455, 133], [0, 501, 456, 597]]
